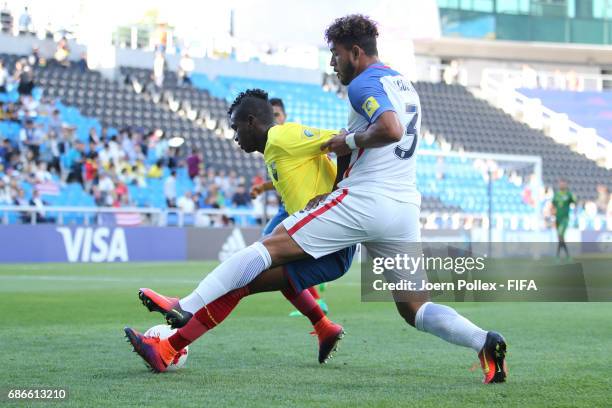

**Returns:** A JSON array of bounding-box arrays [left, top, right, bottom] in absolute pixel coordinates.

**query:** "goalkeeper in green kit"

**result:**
[[552, 179, 576, 259]]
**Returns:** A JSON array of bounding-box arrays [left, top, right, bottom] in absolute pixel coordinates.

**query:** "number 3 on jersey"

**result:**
[[394, 109, 418, 160]]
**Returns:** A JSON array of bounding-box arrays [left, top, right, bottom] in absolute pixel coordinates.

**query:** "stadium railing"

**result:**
[[0, 206, 266, 227], [5, 205, 607, 232], [481, 69, 612, 169]]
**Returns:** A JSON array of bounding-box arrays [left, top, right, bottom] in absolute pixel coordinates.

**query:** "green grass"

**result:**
[[0, 262, 610, 407]]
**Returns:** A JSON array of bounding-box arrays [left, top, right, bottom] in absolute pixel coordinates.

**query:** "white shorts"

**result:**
[[282, 187, 421, 259]]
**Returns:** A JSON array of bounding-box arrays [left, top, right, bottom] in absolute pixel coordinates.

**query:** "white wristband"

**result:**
[[345, 132, 358, 150]]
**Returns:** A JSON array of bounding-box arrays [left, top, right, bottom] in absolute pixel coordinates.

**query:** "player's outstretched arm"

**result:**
[[250, 181, 274, 198], [321, 111, 403, 156]]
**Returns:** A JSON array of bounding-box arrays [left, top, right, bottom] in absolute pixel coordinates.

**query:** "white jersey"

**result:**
[[338, 63, 421, 207]]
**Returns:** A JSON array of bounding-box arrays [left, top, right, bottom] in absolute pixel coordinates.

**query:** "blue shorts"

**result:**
[[285, 245, 356, 293], [262, 202, 289, 236]]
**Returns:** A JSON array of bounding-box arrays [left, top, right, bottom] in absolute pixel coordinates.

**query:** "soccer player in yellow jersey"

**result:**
[[250, 97, 330, 313], [126, 89, 355, 372]]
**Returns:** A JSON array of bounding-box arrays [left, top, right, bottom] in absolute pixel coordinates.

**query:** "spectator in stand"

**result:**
[[0, 60, 8, 93], [121, 130, 137, 164], [98, 172, 114, 204], [1, 3, 13, 34], [98, 142, 114, 170], [0, 178, 11, 204], [178, 52, 194, 85], [232, 184, 251, 207], [91, 185, 104, 206], [118, 192, 132, 208], [41, 130, 61, 174], [153, 131, 169, 163], [48, 109, 63, 135], [100, 126, 109, 142], [0, 138, 9, 169], [34, 161, 52, 183], [0, 137, 11, 159], [214, 169, 228, 193], [13, 188, 29, 222], [166, 146, 179, 169], [443, 60, 461, 85], [204, 184, 222, 208], [595, 184, 609, 214], [154, 23, 168, 53], [17, 65, 34, 97], [132, 143, 146, 165], [4, 102, 19, 121], [88, 126, 100, 145], [28, 46, 42, 67], [147, 159, 164, 178], [114, 176, 128, 202], [251, 169, 265, 187], [76, 52, 88, 72], [177, 191, 195, 213], [36, 97, 53, 117], [30, 190, 50, 223], [54, 38, 70, 67], [192, 169, 206, 193], [186, 149, 202, 179], [132, 161, 147, 187], [19, 118, 43, 159], [108, 135, 122, 165], [206, 167, 216, 183], [7, 151, 22, 172], [164, 170, 176, 207], [18, 6, 32, 35], [65, 141, 85, 186], [19, 94, 39, 118], [84, 152, 98, 192], [153, 52, 165, 88]]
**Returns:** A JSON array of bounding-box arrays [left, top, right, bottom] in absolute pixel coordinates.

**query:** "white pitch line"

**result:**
[[0, 274, 362, 286], [0, 275, 200, 284]]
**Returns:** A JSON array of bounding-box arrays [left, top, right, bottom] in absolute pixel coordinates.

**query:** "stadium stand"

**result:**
[[517, 88, 612, 143], [1, 50, 610, 227], [414, 82, 612, 202]]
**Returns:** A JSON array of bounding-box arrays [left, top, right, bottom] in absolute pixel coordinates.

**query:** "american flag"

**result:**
[[115, 212, 143, 226], [35, 181, 60, 196]]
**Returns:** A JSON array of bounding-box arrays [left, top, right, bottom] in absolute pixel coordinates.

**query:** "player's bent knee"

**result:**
[[395, 300, 426, 327], [260, 225, 308, 267]]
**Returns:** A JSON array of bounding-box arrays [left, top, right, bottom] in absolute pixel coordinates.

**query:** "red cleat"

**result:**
[[138, 288, 192, 328], [124, 327, 177, 373], [478, 331, 508, 384], [313, 317, 345, 364]]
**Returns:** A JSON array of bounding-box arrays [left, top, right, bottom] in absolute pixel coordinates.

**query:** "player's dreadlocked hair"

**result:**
[[227, 89, 274, 124], [325, 14, 379, 56]]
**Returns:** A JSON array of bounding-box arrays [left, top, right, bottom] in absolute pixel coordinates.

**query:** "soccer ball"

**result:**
[[144, 324, 189, 370]]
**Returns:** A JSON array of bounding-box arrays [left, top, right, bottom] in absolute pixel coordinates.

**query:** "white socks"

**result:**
[[179, 242, 272, 313], [415, 302, 488, 352]]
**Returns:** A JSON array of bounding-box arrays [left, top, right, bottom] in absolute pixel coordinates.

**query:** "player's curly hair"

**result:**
[[227, 88, 274, 124], [324, 14, 379, 56]]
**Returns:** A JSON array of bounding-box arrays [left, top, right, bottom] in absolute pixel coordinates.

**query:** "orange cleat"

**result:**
[[478, 331, 508, 384], [313, 317, 345, 364], [124, 327, 177, 373], [138, 288, 192, 328]]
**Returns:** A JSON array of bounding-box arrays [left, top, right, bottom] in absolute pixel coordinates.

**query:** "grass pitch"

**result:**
[[1, 262, 610, 407]]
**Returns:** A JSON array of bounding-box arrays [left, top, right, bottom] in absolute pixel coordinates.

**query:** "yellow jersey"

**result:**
[[264, 123, 337, 214]]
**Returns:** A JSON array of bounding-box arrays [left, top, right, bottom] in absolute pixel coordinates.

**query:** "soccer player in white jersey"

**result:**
[[125, 14, 507, 383]]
